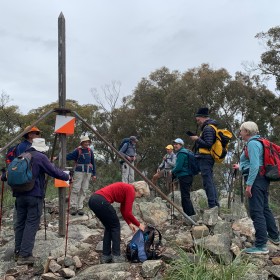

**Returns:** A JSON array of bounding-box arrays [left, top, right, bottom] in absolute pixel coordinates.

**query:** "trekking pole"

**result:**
[[227, 169, 237, 209], [0, 168, 7, 234], [65, 168, 74, 257], [170, 180, 174, 225]]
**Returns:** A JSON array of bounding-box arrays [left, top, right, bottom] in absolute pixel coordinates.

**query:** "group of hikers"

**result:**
[[3, 106, 279, 266]]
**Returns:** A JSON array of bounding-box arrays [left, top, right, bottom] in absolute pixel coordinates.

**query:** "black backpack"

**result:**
[[126, 225, 162, 263]]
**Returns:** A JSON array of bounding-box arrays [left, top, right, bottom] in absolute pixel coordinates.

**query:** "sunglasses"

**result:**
[[29, 131, 40, 135]]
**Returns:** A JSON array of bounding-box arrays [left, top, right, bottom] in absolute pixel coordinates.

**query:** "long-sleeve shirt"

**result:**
[[66, 147, 96, 176], [158, 152, 176, 170], [95, 182, 140, 227], [119, 141, 136, 157], [240, 135, 264, 186]]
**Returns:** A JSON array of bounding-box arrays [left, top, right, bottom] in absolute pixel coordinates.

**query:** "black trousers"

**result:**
[[14, 196, 42, 257], [178, 175, 195, 216], [88, 194, 121, 256]]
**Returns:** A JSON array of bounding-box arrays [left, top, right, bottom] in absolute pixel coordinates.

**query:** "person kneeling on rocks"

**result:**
[[88, 181, 150, 263]]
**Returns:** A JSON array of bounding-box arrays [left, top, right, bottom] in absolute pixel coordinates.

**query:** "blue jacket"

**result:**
[[16, 140, 32, 156], [66, 147, 96, 176], [13, 148, 69, 198], [119, 141, 136, 157], [240, 135, 264, 186], [172, 147, 192, 177]]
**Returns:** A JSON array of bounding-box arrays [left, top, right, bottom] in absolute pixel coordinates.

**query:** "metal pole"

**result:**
[[58, 12, 67, 236], [72, 110, 197, 225]]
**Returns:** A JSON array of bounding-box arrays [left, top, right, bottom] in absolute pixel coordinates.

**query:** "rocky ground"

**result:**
[[1, 189, 280, 279]]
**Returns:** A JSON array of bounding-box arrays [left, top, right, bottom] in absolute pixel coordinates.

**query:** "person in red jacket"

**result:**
[[88, 181, 150, 264]]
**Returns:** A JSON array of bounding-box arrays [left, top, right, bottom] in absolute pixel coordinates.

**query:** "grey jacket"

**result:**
[[158, 152, 176, 170]]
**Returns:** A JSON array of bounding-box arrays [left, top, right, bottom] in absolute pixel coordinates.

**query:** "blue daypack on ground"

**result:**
[[126, 225, 162, 263], [7, 152, 35, 192]]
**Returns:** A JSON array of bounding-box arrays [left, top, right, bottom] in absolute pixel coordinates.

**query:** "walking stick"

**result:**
[[227, 169, 237, 209], [0, 168, 7, 234], [65, 168, 73, 257]]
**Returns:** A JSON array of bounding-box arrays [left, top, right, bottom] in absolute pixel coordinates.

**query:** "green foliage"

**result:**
[[164, 247, 251, 280]]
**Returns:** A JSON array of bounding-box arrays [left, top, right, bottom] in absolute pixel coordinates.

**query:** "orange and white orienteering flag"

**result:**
[[54, 115, 75, 135]]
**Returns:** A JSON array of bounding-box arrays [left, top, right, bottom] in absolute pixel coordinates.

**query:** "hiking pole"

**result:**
[[227, 169, 237, 209], [0, 168, 7, 234], [72, 110, 198, 226], [170, 180, 174, 225], [65, 168, 74, 257]]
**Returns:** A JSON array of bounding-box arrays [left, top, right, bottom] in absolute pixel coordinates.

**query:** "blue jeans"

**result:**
[[178, 175, 195, 216], [198, 157, 219, 208], [247, 173, 279, 247], [14, 196, 43, 257], [88, 194, 121, 256]]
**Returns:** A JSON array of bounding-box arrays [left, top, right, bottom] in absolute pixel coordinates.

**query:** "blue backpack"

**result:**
[[178, 149, 200, 176], [7, 152, 35, 192], [126, 225, 162, 263], [118, 138, 130, 164]]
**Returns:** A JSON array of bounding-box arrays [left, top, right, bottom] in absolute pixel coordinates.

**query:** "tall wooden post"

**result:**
[[58, 12, 67, 236]]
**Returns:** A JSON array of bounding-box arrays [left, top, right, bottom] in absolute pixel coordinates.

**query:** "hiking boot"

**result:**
[[77, 209, 84, 216], [17, 255, 36, 265], [70, 208, 77, 216], [268, 234, 280, 245], [112, 255, 126, 263], [14, 250, 19, 262], [243, 246, 269, 255], [100, 254, 112, 264]]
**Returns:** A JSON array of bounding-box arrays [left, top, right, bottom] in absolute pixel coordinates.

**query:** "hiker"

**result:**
[[187, 107, 219, 208], [88, 181, 150, 264], [66, 134, 96, 216], [233, 121, 280, 254], [14, 138, 70, 265], [152, 144, 176, 192], [119, 136, 138, 183], [171, 138, 196, 217], [7, 126, 41, 232], [16, 126, 41, 156]]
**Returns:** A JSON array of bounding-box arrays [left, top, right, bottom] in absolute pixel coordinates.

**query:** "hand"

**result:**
[[245, 186, 252, 198], [157, 169, 160, 173], [129, 223, 137, 233], [232, 163, 239, 170], [190, 135, 199, 141], [92, 175, 97, 181], [138, 223, 146, 231]]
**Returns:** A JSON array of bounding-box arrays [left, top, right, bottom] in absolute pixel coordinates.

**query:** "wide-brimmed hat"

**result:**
[[173, 138, 184, 145], [80, 135, 91, 144], [23, 126, 41, 138], [195, 107, 209, 117], [165, 145, 173, 150], [31, 138, 49, 152]]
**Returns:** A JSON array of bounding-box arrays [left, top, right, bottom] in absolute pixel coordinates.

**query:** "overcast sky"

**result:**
[[0, 0, 279, 114]]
